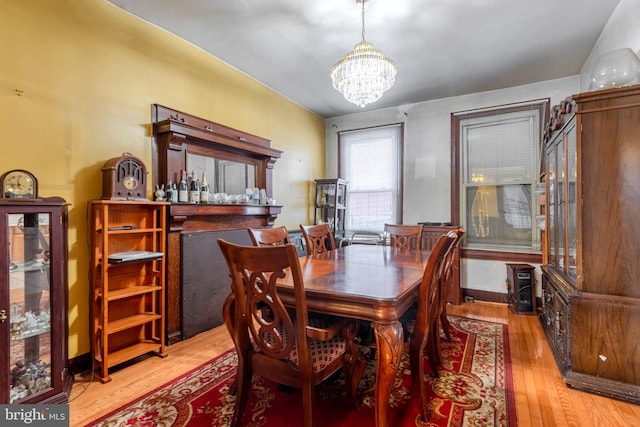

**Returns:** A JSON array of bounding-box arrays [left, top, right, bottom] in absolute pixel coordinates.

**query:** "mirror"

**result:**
[[186, 153, 256, 194]]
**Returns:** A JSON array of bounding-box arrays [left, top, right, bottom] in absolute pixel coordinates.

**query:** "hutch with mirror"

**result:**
[[152, 105, 282, 344]]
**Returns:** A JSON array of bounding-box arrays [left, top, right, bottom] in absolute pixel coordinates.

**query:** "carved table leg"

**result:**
[[373, 320, 403, 427]]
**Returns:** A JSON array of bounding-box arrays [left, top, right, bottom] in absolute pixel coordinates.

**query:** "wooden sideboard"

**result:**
[[152, 105, 282, 344]]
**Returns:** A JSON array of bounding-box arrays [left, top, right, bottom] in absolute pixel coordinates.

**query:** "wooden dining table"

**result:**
[[277, 244, 430, 427]]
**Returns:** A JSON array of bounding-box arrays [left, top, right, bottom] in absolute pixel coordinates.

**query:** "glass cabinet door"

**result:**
[[566, 123, 578, 278], [556, 138, 566, 272], [546, 144, 557, 266], [7, 212, 52, 403]]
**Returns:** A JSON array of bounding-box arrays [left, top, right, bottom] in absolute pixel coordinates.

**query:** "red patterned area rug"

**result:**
[[85, 316, 516, 427]]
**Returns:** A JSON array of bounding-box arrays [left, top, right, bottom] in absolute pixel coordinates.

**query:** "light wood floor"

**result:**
[[68, 301, 640, 426]]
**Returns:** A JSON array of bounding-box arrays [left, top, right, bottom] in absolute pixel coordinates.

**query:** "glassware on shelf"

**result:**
[[589, 48, 640, 91]]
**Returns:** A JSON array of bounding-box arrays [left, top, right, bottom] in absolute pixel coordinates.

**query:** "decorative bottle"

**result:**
[[178, 170, 188, 203], [165, 180, 174, 203], [199, 172, 209, 204], [189, 171, 200, 204]]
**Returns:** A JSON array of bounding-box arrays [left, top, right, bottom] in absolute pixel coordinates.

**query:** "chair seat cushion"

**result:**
[[265, 316, 347, 372]]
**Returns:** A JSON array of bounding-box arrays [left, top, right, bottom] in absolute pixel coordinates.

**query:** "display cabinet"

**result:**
[[0, 197, 72, 403], [90, 200, 168, 383], [313, 179, 347, 238], [540, 85, 640, 403]]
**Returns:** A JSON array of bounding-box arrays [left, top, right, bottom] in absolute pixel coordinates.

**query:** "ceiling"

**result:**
[[107, 0, 620, 118]]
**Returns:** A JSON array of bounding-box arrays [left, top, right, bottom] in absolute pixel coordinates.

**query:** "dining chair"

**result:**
[[409, 231, 457, 423], [218, 240, 364, 427], [383, 223, 424, 249], [438, 227, 466, 342], [248, 226, 291, 246], [300, 223, 336, 254]]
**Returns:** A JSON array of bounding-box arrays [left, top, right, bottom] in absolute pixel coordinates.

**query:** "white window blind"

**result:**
[[458, 103, 544, 251]]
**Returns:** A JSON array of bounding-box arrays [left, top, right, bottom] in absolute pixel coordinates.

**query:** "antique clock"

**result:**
[[101, 153, 148, 201], [1, 169, 38, 199]]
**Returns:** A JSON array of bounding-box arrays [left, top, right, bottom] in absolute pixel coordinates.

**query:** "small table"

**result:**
[[278, 244, 429, 427]]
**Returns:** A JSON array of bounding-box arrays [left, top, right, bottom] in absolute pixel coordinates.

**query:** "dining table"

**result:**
[[277, 243, 430, 427]]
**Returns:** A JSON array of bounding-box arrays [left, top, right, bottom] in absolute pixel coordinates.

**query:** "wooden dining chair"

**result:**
[[383, 223, 424, 249], [300, 223, 336, 254], [248, 226, 291, 246], [409, 231, 457, 423], [218, 240, 364, 427]]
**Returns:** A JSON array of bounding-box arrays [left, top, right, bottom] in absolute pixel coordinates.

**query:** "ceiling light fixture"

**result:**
[[330, 0, 397, 108]]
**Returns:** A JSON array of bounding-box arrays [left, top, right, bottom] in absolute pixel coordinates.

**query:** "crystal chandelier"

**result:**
[[330, 0, 397, 108]]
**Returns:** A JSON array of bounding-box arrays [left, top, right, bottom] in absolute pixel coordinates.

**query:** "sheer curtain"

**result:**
[[338, 124, 402, 233]]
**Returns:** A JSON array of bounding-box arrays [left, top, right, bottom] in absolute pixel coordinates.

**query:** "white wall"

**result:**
[[579, 0, 640, 92], [326, 76, 578, 296]]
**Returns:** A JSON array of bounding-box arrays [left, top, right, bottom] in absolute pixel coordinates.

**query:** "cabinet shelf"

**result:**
[[107, 313, 162, 334], [100, 285, 163, 301], [90, 200, 168, 383], [101, 341, 165, 369], [106, 227, 162, 234]]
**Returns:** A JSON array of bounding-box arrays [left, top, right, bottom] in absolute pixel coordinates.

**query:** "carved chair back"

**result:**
[[300, 223, 336, 254], [383, 223, 424, 249]]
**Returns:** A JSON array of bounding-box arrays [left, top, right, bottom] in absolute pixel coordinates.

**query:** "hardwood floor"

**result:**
[[68, 301, 640, 426]]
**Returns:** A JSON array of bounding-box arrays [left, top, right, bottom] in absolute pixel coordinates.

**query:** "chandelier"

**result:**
[[330, 0, 397, 108]]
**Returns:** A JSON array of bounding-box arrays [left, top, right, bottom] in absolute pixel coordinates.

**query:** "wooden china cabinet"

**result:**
[[540, 85, 640, 403], [0, 197, 72, 403], [151, 105, 282, 344]]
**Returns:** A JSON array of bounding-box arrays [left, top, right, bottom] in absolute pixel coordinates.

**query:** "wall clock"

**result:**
[[0, 169, 38, 199], [101, 153, 148, 201]]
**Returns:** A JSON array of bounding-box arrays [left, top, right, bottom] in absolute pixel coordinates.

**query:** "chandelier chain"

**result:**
[[361, 0, 365, 41]]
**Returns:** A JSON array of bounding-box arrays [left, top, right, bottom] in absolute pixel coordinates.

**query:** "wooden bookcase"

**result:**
[[89, 200, 168, 383]]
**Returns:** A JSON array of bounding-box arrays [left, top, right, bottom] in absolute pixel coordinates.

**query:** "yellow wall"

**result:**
[[0, 0, 326, 358]]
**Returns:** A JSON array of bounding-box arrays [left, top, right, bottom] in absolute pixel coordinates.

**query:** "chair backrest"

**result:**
[[383, 223, 424, 249], [441, 227, 465, 288], [218, 239, 311, 368], [248, 226, 291, 246], [412, 231, 458, 348], [300, 223, 336, 254]]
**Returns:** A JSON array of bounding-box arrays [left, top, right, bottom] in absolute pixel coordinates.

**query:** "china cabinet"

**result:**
[[89, 200, 168, 383], [0, 197, 72, 403], [313, 179, 347, 238], [540, 85, 640, 403]]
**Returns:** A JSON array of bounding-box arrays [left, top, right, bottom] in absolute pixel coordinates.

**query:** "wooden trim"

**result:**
[[450, 99, 550, 255], [462, 248, 542, 263]]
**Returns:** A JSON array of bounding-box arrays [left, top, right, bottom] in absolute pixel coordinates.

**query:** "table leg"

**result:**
[[372, 320, 403, 427]]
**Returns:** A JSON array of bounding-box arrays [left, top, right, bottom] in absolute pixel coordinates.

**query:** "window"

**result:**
[[339, 124, 403, 233], [452, 100, 548, 255]]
